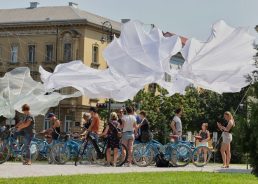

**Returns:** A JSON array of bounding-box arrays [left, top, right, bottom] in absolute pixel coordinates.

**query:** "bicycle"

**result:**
[[191, 136, 212, 167], [50, 133, 82, 164], [163, 135, 193, 167], [0, 126, 39, 164], [133, 139, 164, 167], [74, 131, 128, 167]]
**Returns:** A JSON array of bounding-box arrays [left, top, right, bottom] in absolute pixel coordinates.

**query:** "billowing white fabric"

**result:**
[[40, 61, 139, 101], [104, 20, 182, 88], [0, 67, 81, 118], [177, 20, 256, 94], [39, 19, 256, 102], [40, 20, 182, 101]]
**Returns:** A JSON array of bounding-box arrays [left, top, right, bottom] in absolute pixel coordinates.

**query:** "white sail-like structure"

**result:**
[[40, 20, 182, 101], [177, 20, 256, 93], [39, 20, 256, 102], [0, 67, 80, 118]]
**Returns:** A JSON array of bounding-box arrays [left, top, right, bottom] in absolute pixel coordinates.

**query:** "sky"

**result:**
[[0, 0, 258, 40]]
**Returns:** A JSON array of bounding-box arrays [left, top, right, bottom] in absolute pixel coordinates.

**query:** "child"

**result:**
[[196, 123, 210, 162]]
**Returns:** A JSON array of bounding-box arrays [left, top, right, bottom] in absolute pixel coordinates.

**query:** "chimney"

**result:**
[[121, 19, 130, 24], [69, 2, 78, 8], [29, 2, 39, 9]]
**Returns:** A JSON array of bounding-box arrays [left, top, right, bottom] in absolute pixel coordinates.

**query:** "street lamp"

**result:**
[[100, 21, 113, 120]]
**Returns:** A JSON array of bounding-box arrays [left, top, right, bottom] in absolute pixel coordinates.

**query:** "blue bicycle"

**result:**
[[0, 126, 39, 164], [133, 139, 164, 167], [163, 135, 193, 167], [50, 134, 82, 164]]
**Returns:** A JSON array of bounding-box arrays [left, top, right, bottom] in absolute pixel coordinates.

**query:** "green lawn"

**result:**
[[0, 172, 257, 184]]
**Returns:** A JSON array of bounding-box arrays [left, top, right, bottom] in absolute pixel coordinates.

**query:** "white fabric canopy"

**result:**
[[40, 20, 182, 101], [176, 20, 256, 94], [39, 20, 256, 102], [0, 67, 80, 118]]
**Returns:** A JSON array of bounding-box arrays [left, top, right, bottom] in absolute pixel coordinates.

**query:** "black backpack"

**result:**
[[155, 152, 170, 167]]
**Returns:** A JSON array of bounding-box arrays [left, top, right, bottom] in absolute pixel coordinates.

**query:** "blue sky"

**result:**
[[1, 0, 258, 40]]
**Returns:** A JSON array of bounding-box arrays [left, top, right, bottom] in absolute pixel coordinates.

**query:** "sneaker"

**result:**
[[128, 163, 132, 167], [104, 162, 110, 167]]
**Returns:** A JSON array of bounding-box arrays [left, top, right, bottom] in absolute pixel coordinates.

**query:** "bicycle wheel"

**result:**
[[172, 144, 192, 167], [75, 141, 96, 165], [21, 142, 39, 162], [132, 143, 154, 167], [51, 143, 70, 164], [0, 142, 10, 164], [192, 146, 212, 167], [115, 143, 128, 167]]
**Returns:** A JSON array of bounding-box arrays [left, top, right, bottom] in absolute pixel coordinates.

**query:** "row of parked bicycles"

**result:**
[[0, 126, 212, 167]]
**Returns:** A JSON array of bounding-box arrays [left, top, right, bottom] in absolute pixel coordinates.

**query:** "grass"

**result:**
[[0, 172, 257, 184]]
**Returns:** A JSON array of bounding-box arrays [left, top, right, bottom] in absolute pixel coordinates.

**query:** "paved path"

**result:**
[[0, 162, 251, 178]]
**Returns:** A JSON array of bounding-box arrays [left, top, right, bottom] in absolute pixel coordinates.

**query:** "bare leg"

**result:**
[[127, 139, 134, 164], [122, 140, 128, 162], [203, 148, 207, 163], [225, 144, 231, 167], [106, 148, 111, 165], [220, 143, 227, 167], [113, 148, 118, 166]]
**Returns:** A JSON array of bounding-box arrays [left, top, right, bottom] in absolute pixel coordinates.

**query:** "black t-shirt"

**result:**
[[140, 119, 150, 133], [22, 114, 35, 135]]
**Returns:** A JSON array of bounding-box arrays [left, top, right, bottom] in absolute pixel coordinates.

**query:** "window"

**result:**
[[63, 43, 72, 62], [64, 115, 73, 133], [148, 83, 157, 93], [44, 118, 51, 130], [164, 73, 172, 82], [0, 47, 2, 60], [92, 45, 99, 63], [28, 45, 36, 63], [45, 44, 54, 62], [10, 45, 18, 63]]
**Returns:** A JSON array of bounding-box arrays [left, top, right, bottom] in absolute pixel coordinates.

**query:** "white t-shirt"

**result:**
[[122, 115, 136, 132], [173, 115, 182, 133]]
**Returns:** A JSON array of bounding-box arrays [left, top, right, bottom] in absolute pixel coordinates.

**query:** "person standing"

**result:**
[[47, 113, 61, 141], [170, 108, 183, 140], [136, 111, 151, 143], [217, 111, 235, 168], [121, 106, 137, 167], [15, 104, 35, 165], [87, 107, 100, 140], [100, 112, 120, 167]]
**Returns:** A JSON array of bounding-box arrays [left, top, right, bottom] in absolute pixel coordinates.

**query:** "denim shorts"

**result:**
[[122, 131, 134, 141]]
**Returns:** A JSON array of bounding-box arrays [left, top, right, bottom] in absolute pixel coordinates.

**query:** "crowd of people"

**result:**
[[11, 104, 235, 168]]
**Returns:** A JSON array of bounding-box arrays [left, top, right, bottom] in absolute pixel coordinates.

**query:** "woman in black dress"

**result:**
[[100, 112, 120, 167]]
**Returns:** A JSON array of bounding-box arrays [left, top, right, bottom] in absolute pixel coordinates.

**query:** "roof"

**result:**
[[0, 6, 121, 31], [163, 31, 188, 45]]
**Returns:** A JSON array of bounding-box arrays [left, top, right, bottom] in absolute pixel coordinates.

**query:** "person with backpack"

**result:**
[[100, 112, 120, 167]]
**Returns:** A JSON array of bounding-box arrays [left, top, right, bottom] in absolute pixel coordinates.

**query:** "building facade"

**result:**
[[0, 2, 120, 133]]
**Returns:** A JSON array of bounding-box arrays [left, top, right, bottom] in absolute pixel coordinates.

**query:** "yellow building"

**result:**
[[0, 2, 120, 133]]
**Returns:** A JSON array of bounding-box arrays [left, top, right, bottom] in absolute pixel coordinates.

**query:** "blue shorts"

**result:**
[[122, 131, 134, 141]]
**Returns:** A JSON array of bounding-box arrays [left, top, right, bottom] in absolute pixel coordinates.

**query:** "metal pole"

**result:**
[[108, 99, 111, 121]]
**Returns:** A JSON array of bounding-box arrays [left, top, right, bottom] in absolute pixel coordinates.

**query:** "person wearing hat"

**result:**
[[100, 112, 120, 167], [47, 113, 61, 140]]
